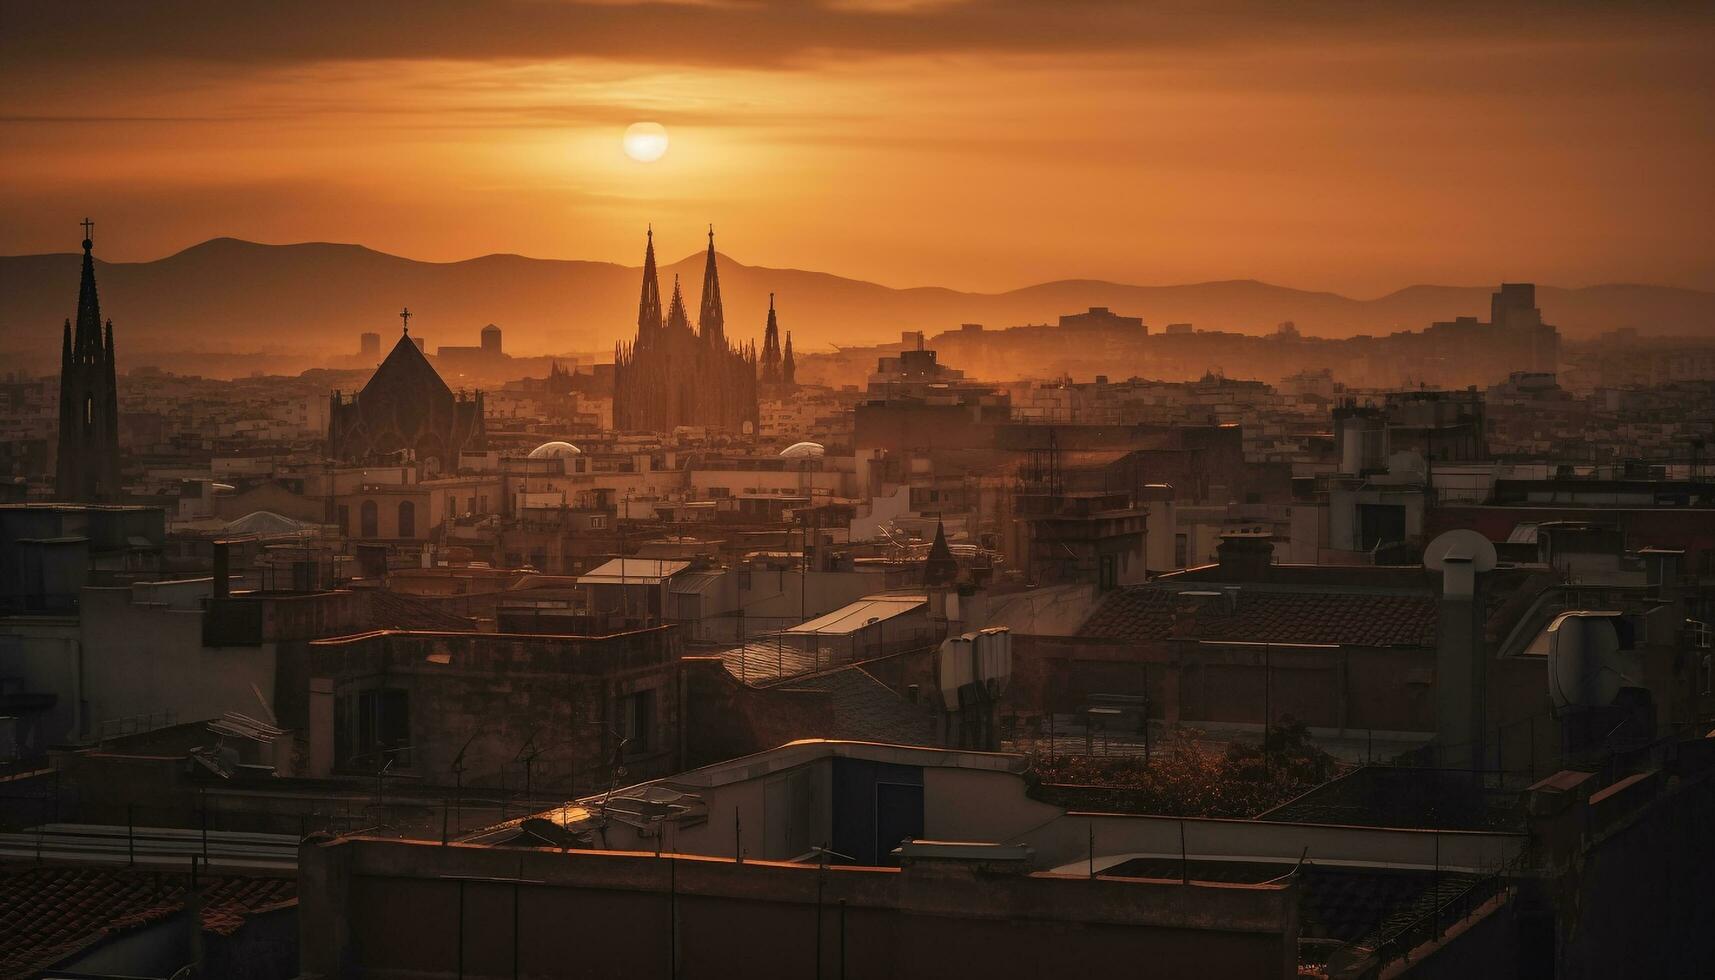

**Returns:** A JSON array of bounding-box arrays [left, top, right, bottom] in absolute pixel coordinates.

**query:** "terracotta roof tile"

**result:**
[[367, 589, 477, 632], [0, 864, 295, 977], [1079, 587, 1439, 648]]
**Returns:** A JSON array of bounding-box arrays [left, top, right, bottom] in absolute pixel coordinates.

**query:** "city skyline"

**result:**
[[4, 1, 1714, 295], [3, 6, 1714, 978]]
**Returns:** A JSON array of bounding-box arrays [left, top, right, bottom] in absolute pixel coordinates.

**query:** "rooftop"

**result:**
[[1080, 586, 1439, 647], [0, 864, 295, 978], [783, 593, 927, 636], [576, 557, 691, 586]]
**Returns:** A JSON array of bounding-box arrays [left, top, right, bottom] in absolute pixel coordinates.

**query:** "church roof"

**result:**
[[223, 511, 316, 535], [365, 331, 453, 401]]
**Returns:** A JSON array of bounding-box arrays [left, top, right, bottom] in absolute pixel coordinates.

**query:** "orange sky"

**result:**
[[3, 1, 1713, 295]]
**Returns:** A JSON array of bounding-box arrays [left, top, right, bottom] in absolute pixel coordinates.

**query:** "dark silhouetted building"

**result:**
[[612, 228, 759, 432], [760, 293, 784, 383], [328, 313, 486, 472], [56, 224, 122, 503]]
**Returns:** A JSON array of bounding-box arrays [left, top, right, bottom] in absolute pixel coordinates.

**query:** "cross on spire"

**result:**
[[80, 217, 94, 246], [400, 307, 412, 335]]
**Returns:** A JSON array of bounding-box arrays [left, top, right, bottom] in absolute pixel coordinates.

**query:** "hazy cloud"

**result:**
[[5, 0, 1711, 71]]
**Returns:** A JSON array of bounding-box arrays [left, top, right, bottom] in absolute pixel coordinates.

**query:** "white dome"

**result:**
[[779, 441, 825, 459], [528, 441, 582, 459]]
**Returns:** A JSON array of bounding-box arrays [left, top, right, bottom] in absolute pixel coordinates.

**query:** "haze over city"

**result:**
[[3, 4, 1715, 980], [5, 0, 1715, 299]]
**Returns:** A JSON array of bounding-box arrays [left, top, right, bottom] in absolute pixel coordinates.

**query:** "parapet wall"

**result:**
[[299, 835, 1299, 980]]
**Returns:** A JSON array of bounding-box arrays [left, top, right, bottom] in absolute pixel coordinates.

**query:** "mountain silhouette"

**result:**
[[3, 239, 1712, 365]]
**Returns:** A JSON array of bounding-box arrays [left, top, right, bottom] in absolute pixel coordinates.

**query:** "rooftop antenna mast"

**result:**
[[811, 844, 856, 980], [513, 727, 543, 806], [596, 726, 633, 817], [449, 731, 478, 835]]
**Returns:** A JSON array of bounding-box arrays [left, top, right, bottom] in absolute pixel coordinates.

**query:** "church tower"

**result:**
[[613, 225, 759, 433], [783, 331, 796, 385], [56, 220, 122, 502], [636, 225, 663, 347], [697, 225, 725, 348], [760, 293, 782, 383]]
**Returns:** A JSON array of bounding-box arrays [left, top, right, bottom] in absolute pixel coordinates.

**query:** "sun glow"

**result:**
[[623, 122, 669, 162]]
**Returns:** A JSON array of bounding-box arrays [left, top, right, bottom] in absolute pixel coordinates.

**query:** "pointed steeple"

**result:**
[[698, 224, 725, 347], [666, 273, 690, 332], [74, 222, 103, 361], [57, 219, 121, 502], [760, 291, 782, 383], [636, 225, 663, 343], [783, 330, 796, 385], [924, 519, 959, 588]]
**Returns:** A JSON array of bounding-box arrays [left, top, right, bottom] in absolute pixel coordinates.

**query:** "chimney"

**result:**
[[211, 540, 230, 600], [1435, 557, 1485, 769], [1215, 536, 1273, 582]]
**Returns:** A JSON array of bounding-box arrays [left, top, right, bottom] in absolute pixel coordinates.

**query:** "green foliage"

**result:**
[[1030, 717, 1341, 819]]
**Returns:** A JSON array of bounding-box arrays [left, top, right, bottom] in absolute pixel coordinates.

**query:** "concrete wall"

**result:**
[[923, 765, 1062, 843], [79, 586, 278, 736], [1010, 635, 1440, 735], [0, 616, 81, 749], [300, 836, 1300, 980], [961, 583, 1096, 637], [303, 628, 680, 792], [1546, 762, 1715, 979]]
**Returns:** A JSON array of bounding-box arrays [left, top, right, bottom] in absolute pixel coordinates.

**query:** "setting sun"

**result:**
[[622, 121, 668, 162]]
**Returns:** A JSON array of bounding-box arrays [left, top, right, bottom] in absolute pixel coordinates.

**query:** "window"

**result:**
[[337, 504, 350, 536], [1358, 503, 1407, 551], [590, 516, 608, 530], [398, 500, 415, 538], [360, 500, 378, 538], [1099, 554, 1119, 592], [621, 689, 656, 754], [336, 687, 411, 771]]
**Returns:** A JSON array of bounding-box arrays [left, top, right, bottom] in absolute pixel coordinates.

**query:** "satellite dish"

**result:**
[[1423, 529, 1498, 573], [1546, 611, 1639, 711]]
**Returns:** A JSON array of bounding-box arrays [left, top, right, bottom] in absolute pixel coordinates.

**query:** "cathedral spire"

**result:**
[[74, 218, 103, 361], [57, 220, 121, 502], [637, 225, 663, 342], [698, 224, 725, 347], [666, 273, 690, 332], [783, 330, 795, 385], [760, 291, 782, 383]]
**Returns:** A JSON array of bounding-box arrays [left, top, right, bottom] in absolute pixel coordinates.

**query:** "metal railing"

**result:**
[[1358, 857, 1520, 974]]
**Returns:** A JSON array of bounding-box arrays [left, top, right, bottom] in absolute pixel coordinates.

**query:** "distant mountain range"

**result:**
[[3, 238, 1712, 370]]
